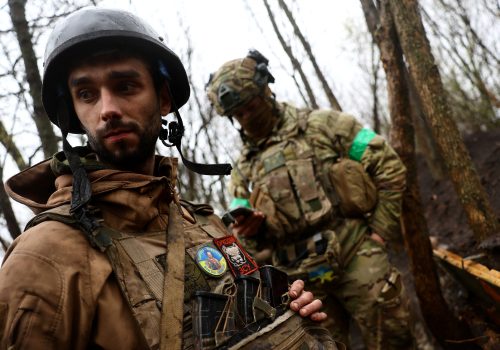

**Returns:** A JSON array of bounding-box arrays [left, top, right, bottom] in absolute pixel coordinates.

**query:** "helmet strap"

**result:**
[[56, 88, 104, 250], [158, 62, 232, 176]]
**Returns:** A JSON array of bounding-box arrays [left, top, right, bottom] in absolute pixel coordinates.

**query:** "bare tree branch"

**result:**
[[277, 0, 342, 110], [8, 0, 59, 158], [262, 0, 318, 108]]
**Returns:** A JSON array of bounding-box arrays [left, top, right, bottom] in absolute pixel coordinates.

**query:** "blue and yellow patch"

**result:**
[[309, 265, 335, 284], [195, 245, 227, 277]]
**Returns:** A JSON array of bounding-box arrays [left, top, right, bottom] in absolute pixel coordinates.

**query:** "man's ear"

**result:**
[[159, 84, 172, 116]]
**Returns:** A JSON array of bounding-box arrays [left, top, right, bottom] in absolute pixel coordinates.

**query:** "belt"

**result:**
[[276, 232, 328, 267]]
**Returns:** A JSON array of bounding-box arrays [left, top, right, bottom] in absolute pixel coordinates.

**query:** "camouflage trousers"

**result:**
[[285, 220, 414, 350]]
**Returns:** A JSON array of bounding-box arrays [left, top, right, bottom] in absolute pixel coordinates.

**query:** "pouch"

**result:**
[[329, 158, 377, 217]]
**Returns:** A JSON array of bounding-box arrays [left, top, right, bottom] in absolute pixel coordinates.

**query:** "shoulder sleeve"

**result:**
[[0, 221, 109, 349], [360, 133, 406, 241], [306, 110, 363, 160], [307, 110, 406, 241]]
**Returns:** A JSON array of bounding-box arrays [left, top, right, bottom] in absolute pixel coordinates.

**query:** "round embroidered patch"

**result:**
[[195, 245, 227, 277]]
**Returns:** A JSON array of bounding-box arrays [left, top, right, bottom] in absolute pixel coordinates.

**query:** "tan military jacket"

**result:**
[[0, 153, 231, 350], [230, 103, 406, 248]]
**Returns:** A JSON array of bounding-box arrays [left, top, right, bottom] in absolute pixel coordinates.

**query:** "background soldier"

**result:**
[[206, 50, 414, 349], [0, 9, 334, 350]]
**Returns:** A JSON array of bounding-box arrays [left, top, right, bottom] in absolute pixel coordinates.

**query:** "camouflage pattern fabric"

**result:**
[[229, 103, 413, 349], [206, 57, 272, 116]]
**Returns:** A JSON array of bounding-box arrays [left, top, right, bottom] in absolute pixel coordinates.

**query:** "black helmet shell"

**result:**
[[42, 7, 190, 134]]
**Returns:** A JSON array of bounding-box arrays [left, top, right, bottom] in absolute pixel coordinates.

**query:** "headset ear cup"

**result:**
[[246, 49, 275, 87], [254, 63, 274, 87]]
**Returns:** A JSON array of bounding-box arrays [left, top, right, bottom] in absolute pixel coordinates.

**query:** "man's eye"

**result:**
[[118, 81, 137, 93], [77, 89, 94, 101]]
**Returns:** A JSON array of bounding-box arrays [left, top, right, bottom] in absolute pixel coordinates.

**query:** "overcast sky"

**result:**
[[99, 0, 370, 112]]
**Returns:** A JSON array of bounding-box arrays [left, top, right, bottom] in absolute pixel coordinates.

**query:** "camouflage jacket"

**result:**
[[230, 102, 406, 246]]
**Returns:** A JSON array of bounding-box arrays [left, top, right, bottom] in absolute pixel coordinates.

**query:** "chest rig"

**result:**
[[25, 202, 240, 349], [242, 107, 336, 243], [26, 201, 317, 350]]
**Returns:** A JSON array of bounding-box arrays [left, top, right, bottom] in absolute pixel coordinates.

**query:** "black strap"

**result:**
[[160, 107, 232, 176], [176, 143, 232, 176], [56, 91, 107, 251]]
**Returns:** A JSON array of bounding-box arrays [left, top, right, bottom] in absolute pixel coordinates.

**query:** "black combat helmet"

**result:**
[[42, 7, 190, 134]]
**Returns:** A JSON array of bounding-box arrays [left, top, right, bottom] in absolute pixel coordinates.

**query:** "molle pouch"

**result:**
[[264, 160, 304, 232], [235, 276, 260, 326], [259, 265, 289, 307], [249, 184, 286, 240], [287, 158, 333, 227], [251, 150, 333, 239], [329, 158, 377, 217], [192, 291, 235, 350]]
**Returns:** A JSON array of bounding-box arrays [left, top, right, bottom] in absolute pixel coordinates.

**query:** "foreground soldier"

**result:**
[[206, 51, 413, 349], [0, 8, 337, 350]]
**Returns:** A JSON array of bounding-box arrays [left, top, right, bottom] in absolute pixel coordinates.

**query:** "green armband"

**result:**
[[349, 128, 376, 161], [229, 197, 252, 209]]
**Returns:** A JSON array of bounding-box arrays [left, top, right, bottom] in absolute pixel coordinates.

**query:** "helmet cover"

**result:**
[[206, 53, 273, 116]]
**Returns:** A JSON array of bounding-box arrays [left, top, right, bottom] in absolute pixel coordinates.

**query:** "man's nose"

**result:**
[[99, 89, 122, 121]]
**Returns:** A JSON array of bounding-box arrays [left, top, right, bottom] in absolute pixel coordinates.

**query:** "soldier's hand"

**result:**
[[288, 280, 327, 322], [232, 211, 265, 238], [370, 232, 385, 245]]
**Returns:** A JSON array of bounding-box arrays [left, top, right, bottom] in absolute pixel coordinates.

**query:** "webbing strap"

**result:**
[[160, 199, 186, 350], [118, 238, 164, 302], [348, 128, 376, 161]]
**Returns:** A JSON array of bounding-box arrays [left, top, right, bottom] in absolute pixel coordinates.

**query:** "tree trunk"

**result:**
[[277, 0, 342, 111], [407, 73, 446, 180], [360, 0, 478, 348], [0, 167, 21, 240], [0, 120, 27, 171], [370, 42, 381, 133], [9, 0, 59, 159], [262, 0, 318, 109], [389, 0, 500, 264]]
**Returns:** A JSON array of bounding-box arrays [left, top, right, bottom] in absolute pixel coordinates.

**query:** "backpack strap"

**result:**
[[160, 198, 186, 350]]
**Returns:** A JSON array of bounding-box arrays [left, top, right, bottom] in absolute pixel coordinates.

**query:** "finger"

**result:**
[[290, 291, 313, 311], [289, 279, 305, 299], [309, 311, 328, 322], [298, 299, 323, 317], [370, 232, 385, 245]]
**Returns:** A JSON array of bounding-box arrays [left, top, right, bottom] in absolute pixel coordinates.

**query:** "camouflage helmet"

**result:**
[[206, 50, 275, 116], [42, 7, 190, 134]]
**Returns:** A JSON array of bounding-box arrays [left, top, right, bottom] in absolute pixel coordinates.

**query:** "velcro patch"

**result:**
[[213, 235, 258, 277], [195, 245, 227, 278]]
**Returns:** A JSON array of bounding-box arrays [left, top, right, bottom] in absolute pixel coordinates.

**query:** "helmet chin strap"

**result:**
[[56, 87, 92, 212], [158, 61, 232, 176], [159, 103, 232, 176], [56, 87, 110, 251]]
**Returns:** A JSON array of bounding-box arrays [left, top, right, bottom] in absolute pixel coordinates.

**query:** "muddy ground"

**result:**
[[418, 128, 500, 256]]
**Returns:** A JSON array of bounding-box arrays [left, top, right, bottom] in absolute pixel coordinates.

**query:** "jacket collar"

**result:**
[[6, 147, 178, 232]]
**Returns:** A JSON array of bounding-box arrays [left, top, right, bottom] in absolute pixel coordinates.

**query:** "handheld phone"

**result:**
[[221, 206, 255, 226]]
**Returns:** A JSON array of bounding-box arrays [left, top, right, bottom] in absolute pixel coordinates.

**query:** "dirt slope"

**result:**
[[418, 128, 500, 256]]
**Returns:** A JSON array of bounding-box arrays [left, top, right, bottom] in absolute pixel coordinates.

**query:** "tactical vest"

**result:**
[[242, 106, 377, 244], [26, 203, 341, 350]]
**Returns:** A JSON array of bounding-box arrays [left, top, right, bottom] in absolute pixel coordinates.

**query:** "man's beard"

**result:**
[[86, 117, 161, 170], [237, 99, 277, 141]]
